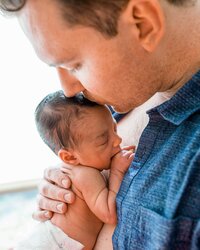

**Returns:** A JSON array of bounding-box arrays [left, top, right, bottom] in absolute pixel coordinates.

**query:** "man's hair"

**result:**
[[35, 90, 100, 154], [0, 0, 193, 37]]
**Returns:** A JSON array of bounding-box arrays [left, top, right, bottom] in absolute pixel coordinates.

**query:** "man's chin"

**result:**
[[111, 105, 132, 114]]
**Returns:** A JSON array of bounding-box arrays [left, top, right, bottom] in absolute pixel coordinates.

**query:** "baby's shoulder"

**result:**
[[71, 166, 105, 194], [72, 166, 101, 183]]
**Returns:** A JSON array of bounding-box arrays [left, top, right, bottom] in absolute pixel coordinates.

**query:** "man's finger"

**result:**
[[36, 195, 68, 213], [32, 209, 53, 222], [44, 166, 72, 188], [38, 181, 75, 203]]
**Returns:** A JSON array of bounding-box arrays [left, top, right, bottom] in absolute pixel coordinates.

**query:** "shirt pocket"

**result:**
[[126, 206, 200, 250]]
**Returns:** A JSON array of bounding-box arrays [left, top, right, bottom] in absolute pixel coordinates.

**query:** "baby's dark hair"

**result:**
[[35, 90, 100, 154]]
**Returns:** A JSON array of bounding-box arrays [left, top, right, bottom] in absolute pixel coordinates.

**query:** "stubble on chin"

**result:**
[[111, 105, 133, 114]]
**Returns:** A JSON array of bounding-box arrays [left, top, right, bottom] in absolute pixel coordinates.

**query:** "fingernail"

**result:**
[[64, 193, 71, 202], [44, 211, 51, 218], [62, 179, 69, 188], [57, 203, 64, 212]]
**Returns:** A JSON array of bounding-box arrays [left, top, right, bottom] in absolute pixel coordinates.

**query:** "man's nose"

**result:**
[[56, 67, 85, 97]]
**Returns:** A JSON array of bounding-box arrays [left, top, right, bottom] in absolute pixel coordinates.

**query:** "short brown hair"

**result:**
[[0, 0, 193, 37]]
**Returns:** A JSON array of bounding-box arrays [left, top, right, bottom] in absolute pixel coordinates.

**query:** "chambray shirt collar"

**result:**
[[149, 70, 200, 125]]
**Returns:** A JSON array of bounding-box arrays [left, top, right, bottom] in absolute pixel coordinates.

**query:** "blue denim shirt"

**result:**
[[113, 71, 200, 250]]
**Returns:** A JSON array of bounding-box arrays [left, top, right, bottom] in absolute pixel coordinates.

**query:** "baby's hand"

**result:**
[[111, 148, 134, 174]]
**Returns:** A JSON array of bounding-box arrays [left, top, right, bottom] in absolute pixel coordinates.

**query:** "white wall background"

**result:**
[[0, 15, 61, 184]]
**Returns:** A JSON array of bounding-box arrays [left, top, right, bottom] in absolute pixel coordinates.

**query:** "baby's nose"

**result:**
[[113, 134, 122, 147]]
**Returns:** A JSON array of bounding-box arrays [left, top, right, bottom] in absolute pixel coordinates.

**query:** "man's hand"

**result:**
[[32, 164, 76, 222]]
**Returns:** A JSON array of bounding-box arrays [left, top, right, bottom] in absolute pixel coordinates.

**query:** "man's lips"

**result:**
[[83, 91, 110, 106]]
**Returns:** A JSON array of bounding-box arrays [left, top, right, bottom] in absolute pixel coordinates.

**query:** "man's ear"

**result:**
[[58, 148, 80, 165], [122, 0, 165, 52]]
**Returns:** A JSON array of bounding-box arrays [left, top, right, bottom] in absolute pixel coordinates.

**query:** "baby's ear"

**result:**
[[58, 149, 80, 165]]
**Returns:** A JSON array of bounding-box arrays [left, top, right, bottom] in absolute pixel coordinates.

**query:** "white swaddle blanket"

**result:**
[[14, 220, 84, 250]]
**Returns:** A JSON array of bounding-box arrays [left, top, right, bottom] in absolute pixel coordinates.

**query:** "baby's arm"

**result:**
[[109, 149, 134, 202], [103, 149, 134, 223], [62, 150, 133, 224]]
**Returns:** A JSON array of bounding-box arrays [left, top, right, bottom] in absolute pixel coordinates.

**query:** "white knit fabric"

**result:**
[[14, 220, 84, 250]]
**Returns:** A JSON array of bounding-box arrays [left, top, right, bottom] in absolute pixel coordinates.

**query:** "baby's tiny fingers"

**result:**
[[122, 150, 133, 158], [129, 153, 134, 159], [122, 145, 136, 152]]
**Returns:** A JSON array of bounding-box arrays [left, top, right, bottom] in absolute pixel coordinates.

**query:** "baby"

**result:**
[[14, 90, 134, 250]]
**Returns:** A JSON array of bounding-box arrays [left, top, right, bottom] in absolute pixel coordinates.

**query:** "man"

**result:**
[[1, 0, 200, 249]]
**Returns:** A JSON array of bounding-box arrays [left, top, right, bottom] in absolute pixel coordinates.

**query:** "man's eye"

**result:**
[[69, 63, 81, 74]]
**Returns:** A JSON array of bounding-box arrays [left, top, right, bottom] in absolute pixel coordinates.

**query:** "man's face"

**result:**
[[72, 106, 122, 170], [18, 0, 164, 112]]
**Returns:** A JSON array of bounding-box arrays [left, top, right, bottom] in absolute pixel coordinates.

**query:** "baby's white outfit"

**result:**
[[14, 220, 84, 250]]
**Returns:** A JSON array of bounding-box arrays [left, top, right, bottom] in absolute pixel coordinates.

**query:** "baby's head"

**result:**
[[35, 90, 122, 170]]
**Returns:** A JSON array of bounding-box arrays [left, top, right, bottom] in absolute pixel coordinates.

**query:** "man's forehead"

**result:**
[[17, 0, 66, 58], [18, 2, 93, 67]]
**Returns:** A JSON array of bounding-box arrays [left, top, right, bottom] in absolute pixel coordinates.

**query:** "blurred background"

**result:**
[[0, 14, 61, 249]]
